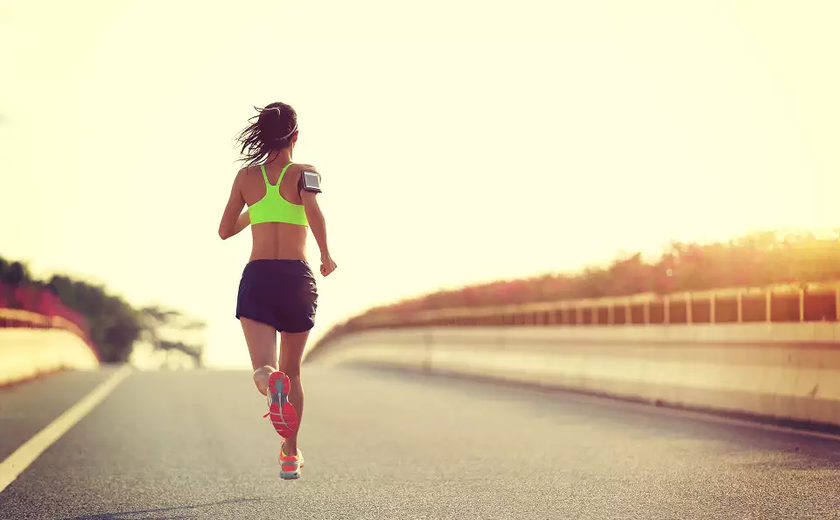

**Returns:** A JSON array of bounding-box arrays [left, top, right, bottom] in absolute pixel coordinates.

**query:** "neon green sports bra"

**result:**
[[248, 163, 308, 227]]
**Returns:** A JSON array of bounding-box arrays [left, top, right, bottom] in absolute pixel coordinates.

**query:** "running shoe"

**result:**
[[262, 371, 298, 439], [279, 443, 303, 480]]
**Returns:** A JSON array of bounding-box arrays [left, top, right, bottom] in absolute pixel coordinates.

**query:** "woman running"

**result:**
[[218, 102, 337, 480]]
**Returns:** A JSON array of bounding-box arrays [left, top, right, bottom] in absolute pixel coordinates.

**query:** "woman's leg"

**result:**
[[241, 317, 278, 395], [278, 329, 310, 455]]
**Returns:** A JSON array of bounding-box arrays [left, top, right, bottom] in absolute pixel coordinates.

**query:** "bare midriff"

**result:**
[[249, 223, 308, 262]]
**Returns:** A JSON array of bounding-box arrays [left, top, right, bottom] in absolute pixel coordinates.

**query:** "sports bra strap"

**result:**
[[277, 162, 294, 184], [260, 162, 294, 187]]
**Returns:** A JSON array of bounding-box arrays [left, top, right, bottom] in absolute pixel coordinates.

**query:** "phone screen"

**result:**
[[303, 171, 320, 189]]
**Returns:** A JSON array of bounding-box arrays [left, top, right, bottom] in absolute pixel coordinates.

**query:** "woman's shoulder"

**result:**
[[234, 164, 253, 176], [288, 162, 319, 181], [235, 164, 261, 181], [293, 162, 318, 172]]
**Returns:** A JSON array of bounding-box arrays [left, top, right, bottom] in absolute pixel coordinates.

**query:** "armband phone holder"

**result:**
[[300, 170, 322, 193]]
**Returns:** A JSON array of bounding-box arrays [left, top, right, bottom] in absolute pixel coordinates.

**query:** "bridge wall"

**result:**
[[0, 309, 99, 387], [309, 323, 840, 428]]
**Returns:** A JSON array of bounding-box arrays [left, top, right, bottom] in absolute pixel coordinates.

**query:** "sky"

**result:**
[[2, 0, 838, 368]]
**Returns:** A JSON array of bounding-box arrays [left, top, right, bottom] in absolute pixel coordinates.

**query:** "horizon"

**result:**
[[6, 223, 835, 327]]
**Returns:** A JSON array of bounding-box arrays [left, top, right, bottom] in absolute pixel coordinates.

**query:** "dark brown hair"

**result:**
[[235, 102, 298, 167]]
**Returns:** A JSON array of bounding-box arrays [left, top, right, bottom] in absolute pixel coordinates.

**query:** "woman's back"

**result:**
[[240, 159, 314, 262], [219, 100, 336, 276]]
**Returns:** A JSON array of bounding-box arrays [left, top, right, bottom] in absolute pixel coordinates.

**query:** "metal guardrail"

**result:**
[[346, 281, 840, 329]]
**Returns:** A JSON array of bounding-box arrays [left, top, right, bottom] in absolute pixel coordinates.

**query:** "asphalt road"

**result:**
[[1, 365, 840, 519]]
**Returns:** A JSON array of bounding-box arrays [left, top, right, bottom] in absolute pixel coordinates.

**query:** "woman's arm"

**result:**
[[232, 211, 251, 236], [301, 190, 337, 276], [218, 170, 247, 240]]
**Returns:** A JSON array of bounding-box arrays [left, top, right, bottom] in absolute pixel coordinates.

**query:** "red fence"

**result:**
[[0, 283, 95, 356]]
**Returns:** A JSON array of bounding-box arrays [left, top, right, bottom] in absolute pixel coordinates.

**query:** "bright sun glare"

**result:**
[[1, 0, 838, 368]]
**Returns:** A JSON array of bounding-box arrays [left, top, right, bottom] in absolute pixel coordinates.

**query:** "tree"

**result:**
[[1, 256, 205, 365], [138, 306, 206, 367]]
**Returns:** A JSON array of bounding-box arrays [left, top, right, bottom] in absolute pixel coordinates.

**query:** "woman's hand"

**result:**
[[320, 254, 337, 277]]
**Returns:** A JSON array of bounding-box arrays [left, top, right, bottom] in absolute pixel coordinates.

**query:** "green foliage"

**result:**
[[42, 275, 142, 362], [0, 254, 205, 365], [1, 259, 30, 287]]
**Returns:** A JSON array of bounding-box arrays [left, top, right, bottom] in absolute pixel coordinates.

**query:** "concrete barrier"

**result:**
[[0, 328, 100, 387], [308, 323, 840, 429]]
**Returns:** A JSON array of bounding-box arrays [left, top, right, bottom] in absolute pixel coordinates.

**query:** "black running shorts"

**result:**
[[235, 259, 318, 333]]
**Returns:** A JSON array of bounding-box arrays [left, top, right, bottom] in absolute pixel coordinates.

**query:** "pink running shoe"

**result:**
[[279, 443, 304, 480], [262, 371, 298, 439]]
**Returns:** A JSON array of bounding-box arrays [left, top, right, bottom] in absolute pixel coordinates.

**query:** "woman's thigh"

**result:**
[[241, 317, 277, 370]]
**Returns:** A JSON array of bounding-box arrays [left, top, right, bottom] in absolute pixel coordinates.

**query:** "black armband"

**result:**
[[298, 170, 322, 194]]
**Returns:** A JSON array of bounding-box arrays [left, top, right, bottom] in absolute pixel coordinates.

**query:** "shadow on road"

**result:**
[[58, 498, 270, 520]]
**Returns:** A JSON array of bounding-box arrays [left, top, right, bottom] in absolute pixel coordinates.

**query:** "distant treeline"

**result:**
[[0, 256, 205, 365], [343, 230, 840, 324]]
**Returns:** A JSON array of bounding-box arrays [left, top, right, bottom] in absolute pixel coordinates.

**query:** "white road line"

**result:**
[[0, 365, 133, 494]]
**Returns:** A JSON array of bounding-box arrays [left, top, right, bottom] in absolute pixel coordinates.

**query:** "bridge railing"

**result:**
[[307, 280, 840, 430], [0, 283, 95, 356], [316, 281, 840, 348]]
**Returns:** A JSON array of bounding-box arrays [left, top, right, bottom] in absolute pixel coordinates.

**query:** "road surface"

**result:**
[[1, 365, 840, 519]]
